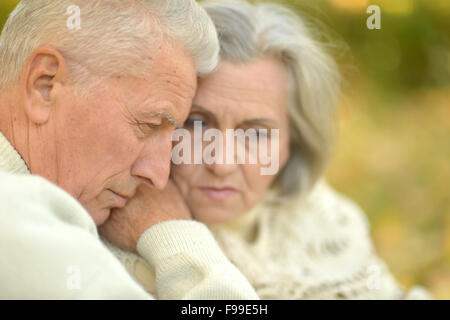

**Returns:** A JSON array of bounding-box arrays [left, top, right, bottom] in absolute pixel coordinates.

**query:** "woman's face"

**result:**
[[171, 58, 291, 224]]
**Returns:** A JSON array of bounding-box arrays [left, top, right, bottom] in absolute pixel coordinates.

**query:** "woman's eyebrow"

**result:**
[[191, 104, 216, 118], [191, 104, 277, 126], [241, 118, 278, 126]]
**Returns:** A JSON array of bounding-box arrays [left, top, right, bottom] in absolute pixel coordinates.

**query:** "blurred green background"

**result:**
[[275, 0, 450, 299], [1, 0, 449, 299]]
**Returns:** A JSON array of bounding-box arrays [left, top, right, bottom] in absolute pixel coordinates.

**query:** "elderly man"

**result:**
[[0, 0, 258, 299]]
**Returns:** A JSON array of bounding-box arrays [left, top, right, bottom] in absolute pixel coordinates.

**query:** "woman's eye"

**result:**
[[184, 117, 208, 127], [256, 129, 268, 138], [246, 128, 270, 139]]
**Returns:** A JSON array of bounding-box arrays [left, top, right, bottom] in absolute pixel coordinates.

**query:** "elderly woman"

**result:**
[[106, 0, 431, 299]]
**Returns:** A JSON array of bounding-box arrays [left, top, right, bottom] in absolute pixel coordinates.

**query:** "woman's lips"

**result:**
[[199, 187, 238, 201]]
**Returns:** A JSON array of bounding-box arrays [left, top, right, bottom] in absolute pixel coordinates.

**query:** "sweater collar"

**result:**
[[0, 131, 30, 174]]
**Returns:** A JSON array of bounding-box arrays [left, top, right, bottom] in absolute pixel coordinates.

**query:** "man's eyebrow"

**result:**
[[140, 110, 177, 126]]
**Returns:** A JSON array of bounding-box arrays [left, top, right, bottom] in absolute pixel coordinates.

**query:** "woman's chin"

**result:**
[[192, 207, 243, 225]]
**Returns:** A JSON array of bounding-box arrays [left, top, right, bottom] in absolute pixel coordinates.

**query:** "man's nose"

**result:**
[[131, 133, 173, 190]]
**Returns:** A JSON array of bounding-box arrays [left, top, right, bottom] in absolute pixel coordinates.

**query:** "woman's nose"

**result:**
[[206, 161, 238, 177], [204, 136, 239, 177]]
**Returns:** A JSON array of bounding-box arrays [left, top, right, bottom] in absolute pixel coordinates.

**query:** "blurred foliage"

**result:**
[[277, 0, 449, 299], [1, 0, 449, 299], [260, 0, 450, 94]]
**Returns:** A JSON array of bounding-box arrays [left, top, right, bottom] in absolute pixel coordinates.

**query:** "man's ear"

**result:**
[[21, 46, 69, 125]]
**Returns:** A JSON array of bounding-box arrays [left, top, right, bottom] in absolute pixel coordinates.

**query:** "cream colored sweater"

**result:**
[[208, 181, 432, 299], [0, 131, 258, 299], [106, 174, 432, 300]]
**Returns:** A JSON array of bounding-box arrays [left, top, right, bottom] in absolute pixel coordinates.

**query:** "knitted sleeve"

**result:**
[[0, 171, 259, 300], [135, 220, 260, 300]]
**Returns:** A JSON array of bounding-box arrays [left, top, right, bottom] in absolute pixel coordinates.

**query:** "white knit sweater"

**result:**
[[0, 131, 258, 299], [208, 181, 432, 299], [106, 174, 432, 300]]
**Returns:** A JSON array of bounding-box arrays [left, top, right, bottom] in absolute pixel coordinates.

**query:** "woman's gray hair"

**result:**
[[202, 0, 341, 198], [0, 0, 219, 88]]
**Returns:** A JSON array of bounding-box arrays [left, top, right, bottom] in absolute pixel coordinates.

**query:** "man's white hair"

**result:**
[[202, 0, 342, 198], [0, 0, 219, 88]]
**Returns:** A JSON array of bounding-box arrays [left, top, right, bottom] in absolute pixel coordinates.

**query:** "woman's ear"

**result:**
[[21, 46, 69, 125]]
